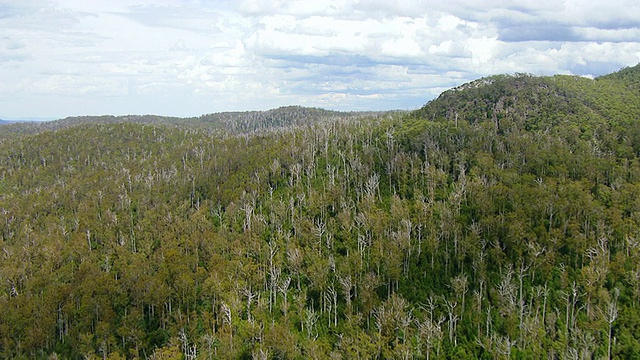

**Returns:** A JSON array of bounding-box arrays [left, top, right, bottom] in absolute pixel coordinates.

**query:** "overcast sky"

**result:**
[[1, 0, 639, 119]]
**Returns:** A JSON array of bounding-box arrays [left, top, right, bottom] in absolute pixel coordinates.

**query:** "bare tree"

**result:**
[[603, 288, 619, 360], [339, 275, 353, 314]]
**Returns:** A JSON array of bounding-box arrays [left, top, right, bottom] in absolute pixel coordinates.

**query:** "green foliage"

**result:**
[[1, 64, 640, 358]]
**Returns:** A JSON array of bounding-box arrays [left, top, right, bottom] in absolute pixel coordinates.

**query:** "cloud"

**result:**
[[0, 36, 30, 62], [0, 0, 639, 119]]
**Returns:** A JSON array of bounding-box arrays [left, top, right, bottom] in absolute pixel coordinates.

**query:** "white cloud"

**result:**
[[0, 0, 639, 119], [0, 36, 31, 62]]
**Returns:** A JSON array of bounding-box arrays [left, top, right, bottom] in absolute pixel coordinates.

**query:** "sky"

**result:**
[[1, 0, 639, 120]]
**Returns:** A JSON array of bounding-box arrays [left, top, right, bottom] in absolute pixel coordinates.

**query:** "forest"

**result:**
[[1, 64, 640, 359]]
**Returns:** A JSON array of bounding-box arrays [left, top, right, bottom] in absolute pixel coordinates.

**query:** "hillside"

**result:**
[[1, 65, 640, 359], [0, 106, 390, 139], [412, 64, 640, 132]]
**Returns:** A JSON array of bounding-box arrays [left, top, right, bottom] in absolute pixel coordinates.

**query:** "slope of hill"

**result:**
[[0, 106, 393, 139], [1, 65, 640, 359], [411, 63, 640, 132], [403, 64, 640, 161], [197, 105, 386, 132]]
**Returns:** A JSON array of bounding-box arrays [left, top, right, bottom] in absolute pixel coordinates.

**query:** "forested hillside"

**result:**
[[0, 106, 384, 139], [1, 65, 640, 359]]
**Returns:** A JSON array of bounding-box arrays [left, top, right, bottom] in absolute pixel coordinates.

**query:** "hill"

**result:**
[[1, 65, 640, 359], [411, 63, 640, 132], [0, 106, 393, 139]]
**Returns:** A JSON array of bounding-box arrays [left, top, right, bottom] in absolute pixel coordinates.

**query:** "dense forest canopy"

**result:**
[[1, 64, 640, 359]]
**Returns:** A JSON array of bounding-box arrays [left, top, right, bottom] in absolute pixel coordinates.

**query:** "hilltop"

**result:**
[[1, 65, 640, 359], [412, 63, 640, 131], [0, 106, 395, 139]]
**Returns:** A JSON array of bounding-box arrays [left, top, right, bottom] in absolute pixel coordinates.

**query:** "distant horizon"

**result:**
[[0, 104, 413, 123], [1, 0, 639, 119], [7, 66, 633, 122], [2, 64, 636, 122], [0, 117, 57, 122]]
